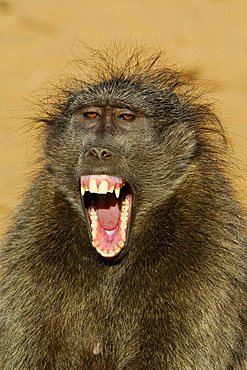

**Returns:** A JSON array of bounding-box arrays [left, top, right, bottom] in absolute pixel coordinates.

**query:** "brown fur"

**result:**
[[1, 47, 246, 369]]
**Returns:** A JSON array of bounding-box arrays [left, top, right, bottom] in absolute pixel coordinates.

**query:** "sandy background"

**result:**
[[0, 0, 247, 236]]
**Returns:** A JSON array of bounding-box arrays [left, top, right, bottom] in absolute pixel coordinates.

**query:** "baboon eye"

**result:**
[[117, 113, 135, 122], [83, 112, 100, 119]]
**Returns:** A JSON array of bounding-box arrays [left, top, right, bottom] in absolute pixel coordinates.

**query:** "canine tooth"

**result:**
[[98, 180, 108, 194], [80, 186, 85, 196], [115, 187, 120, 198], [89, 178, 98, 193]]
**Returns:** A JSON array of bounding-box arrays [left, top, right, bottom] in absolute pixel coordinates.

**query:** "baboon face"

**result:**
[[44, 80, 197, 259]]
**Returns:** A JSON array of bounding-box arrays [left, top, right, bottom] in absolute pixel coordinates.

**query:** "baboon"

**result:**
[[0, 47, 246, 369]]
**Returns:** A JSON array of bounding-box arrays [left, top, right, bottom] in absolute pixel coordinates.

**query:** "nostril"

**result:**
[[86, 147, 113, 160], [86, 148, 100, 159], [101, 149, 112, 159]]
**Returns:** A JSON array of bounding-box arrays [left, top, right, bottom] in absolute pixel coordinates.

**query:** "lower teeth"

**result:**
[[90, 198, 130, 254]]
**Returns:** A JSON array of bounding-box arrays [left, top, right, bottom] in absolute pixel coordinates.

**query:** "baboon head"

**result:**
[[40, 47, 222, 260]]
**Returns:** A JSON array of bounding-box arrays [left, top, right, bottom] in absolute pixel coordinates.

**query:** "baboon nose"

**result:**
[[86, 147, 113, 160]]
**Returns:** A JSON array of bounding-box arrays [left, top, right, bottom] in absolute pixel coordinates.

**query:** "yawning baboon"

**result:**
[[1, 47, 246, 369]]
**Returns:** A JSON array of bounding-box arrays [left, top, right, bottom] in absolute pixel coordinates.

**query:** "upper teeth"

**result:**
[[98, 180, 108, 194], [89, 178, 98, 193], [80, 175, 123, 198]]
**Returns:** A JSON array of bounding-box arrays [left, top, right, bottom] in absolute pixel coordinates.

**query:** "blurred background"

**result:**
[[0, 0, 247, 236]]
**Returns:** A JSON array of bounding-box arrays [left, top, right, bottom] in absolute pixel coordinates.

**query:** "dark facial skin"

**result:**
[[73, 105, 147, 187]]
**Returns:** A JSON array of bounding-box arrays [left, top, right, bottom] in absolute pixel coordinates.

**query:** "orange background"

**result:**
[[1, 0, 247, 236]]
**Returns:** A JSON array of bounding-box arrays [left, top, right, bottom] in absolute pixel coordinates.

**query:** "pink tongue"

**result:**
[[96, 194, 120, 230]]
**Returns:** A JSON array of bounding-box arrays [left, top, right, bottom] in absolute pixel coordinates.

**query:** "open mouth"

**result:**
[[80, 175, 133, 258]]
